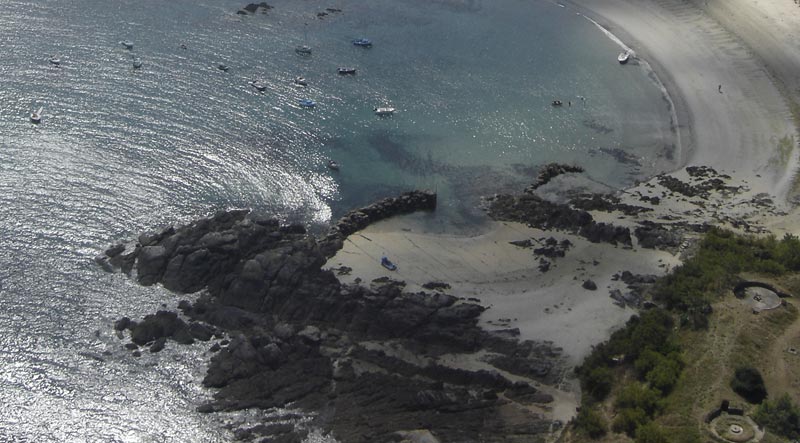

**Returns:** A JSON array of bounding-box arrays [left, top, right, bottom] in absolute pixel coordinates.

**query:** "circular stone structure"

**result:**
[[734, 282, 784, 312], [709, 414, 763, 443]]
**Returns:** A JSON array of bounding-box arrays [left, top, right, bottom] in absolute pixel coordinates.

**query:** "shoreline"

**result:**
[[567, 0, 799, 200], [326, 0, 800, 433]]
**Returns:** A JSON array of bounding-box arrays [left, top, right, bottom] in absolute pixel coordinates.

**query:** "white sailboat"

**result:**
[[30, 107, 43, 124]]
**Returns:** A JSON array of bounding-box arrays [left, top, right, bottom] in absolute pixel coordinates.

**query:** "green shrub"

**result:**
[[612, 407, 648, 437], [584, 366, 614, 401], [574, 406, 607, 439], [634, 349, 664, 377], [730, 366, 767, 404], [753, 394, 800, 439], [615, 383, 662, 416], [775, 233, 800, 271], [645, 356, 682, 394], [635, 422, 671, 443]]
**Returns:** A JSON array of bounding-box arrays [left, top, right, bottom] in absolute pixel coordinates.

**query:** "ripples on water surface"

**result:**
[[0, 0, 675, 440]]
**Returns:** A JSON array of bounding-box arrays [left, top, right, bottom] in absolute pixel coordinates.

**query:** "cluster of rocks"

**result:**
[[101, 192, 564, 442], [317, 190, 436, 257], [571, 193, 652, 216], [487, 192, 632, 247], [609, 271, 658, 308], [316, 7, 342, 19], [657, 168, 738, 199], [633, 221, 682, 250], [523, 163, 585, 193], [237, 2, 272, 15]]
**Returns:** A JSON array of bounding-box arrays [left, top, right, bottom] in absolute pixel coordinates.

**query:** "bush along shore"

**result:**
[[99, 190, 568, 443], [565, 228, 800, 443]]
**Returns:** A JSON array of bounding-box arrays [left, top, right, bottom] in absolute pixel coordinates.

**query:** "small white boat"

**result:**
[[294, 76, 308, 87], [49, 56, 61, 66], [299, 99, 316, 108], [132, 57, 143, 69], [30, 107, 43, 124], [618, 51, 630, 64], [374, 107, 395, 116], [251, 80, 267, 92], [337, 67, 356, 75], [217, 63, 229, 72], [295, 45, 312, 55], [327, 160, 340, 170], [352, 38, 372, 47], [120, 40, 134, 50]]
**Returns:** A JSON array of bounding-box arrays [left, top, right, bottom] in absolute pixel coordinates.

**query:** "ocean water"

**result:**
[[0, 0, 676, 440]]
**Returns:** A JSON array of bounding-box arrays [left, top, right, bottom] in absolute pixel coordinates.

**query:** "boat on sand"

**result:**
[[381, 256, 397, 271]]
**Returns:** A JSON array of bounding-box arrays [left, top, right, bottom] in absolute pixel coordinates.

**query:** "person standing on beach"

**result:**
[[718, 84, 722, 93]]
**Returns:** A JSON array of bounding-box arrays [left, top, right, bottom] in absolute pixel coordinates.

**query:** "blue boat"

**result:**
[[299, 99, 316, 108], [352, 38, 372, 47], [381, 256, 397, 271]]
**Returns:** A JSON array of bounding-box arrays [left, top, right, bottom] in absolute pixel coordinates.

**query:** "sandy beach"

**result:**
[[569, 0, 798, 198], [326, 0, 800, 431]]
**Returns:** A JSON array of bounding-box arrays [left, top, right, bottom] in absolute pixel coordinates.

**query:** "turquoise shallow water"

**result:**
[[0, 0, 675, 440]]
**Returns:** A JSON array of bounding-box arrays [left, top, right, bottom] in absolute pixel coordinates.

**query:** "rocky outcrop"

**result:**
[[318, 190, 436, 257], [571, 193, 652, 216], [102, 191, 563, 442], [239, 2, 272, 14], [524, 163, 585, 193], [486, 193, 631, 246], [634, 221, 682, 249]]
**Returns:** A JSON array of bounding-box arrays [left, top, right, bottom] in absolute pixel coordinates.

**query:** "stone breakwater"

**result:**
[[100, 190, 564, 443]]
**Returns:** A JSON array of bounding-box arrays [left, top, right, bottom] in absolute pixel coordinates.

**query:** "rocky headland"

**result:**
[[100, 190, 566, 443], [100, 160, 791, 442]]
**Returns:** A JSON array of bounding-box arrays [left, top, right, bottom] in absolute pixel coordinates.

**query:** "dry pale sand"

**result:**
[[325, 0, 800, 430], [328, 216, 681, 365], [568, 0, 799, 199]]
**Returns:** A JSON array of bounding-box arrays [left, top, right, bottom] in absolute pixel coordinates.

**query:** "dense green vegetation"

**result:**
[[651, 229, 800, 325], [572, 228, 800, 441], [753, 394, 800, 440], [730, 366, 767, 404]]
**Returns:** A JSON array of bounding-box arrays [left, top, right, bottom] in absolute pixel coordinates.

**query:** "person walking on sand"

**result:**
[[718, 84, 722, 93]]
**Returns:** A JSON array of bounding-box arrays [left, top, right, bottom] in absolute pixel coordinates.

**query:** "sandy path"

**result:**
[[568, 0, 798, 198]]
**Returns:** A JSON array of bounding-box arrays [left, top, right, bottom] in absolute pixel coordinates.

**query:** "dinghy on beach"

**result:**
[[381, 256, 397, 271]]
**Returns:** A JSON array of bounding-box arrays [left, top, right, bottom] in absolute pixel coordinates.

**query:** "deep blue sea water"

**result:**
[[0, 0, 675, 440]]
